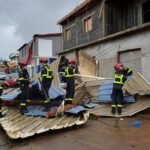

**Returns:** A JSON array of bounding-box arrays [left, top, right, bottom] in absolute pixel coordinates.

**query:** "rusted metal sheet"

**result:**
[[0, 108, 89, 139], [89, 96, 150, 117], [123, 73, 150, 95]]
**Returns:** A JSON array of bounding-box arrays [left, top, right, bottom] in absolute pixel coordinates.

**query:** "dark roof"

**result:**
[[17, 43, 27, 51], [57, 0, 96, 25], [33, 33, 62, 38]]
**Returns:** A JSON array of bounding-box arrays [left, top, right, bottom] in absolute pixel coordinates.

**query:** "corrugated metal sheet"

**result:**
[[97, 80, 135, 103], [65, 106, 86, 114], [0, 108, 89, 139], [89, 96, 150, 117], [48, 86, 65, 99], [123, 73, 150, 95]]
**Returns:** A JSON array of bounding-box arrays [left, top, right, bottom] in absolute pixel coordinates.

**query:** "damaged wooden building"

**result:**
[[58, 0, 150, 80]]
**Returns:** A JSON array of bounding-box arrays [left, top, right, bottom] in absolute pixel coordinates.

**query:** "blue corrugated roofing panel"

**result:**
[[48, 86, 65, 99], [25, 106, 46, 116], [83, 103, 100, 108], [65, 106, 86, 114], [97, 80, 135, 103]]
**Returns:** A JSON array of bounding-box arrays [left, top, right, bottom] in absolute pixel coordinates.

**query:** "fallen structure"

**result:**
[[1, 57, 150, 139], [75, 73, 150, 117], [0, 107, 89, 139], [89, 96, 150, 117], [0, 58, 90, 139], [123, 72, 150, 95]]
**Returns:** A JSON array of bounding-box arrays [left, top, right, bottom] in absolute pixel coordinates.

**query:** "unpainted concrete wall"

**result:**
[[79, 29, 150, 80], [63, 2, 103, 50]]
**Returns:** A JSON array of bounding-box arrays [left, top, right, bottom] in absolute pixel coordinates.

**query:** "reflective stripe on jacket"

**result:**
[[65, 66, 75, 78], [18, 69, 29, 82], [42, 66, 53, 79], [114, 74, 124, 85]]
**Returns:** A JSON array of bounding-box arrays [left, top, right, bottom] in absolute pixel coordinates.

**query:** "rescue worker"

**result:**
[[64, 59, 78, 105], [59, 56, 69, 83], [111, 63, 133, 115], [0, 83, 4, 118], [59, 56, 69, 70], [40, 57, 53, 111], [18, 61, 29, 113]]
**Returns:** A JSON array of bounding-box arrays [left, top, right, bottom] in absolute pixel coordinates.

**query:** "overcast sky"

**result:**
[[0, 0, 84, 59]]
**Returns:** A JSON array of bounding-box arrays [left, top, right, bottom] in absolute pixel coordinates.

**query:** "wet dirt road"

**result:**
[[0, 114, 150, 150]]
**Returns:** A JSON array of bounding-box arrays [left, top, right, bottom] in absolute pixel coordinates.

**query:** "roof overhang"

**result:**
[[57, 0, 98, 25], [33, 33, 62, 38]]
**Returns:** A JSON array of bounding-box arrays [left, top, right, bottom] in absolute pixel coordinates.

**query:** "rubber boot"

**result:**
[[117, 107, 122, 115], [111, 107, 116, 115]]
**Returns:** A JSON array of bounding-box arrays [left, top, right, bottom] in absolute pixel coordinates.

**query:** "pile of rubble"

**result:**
[[0, 55, 150, 139]]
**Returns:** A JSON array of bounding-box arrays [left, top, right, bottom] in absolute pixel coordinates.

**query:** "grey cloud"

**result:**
[[0, 0, 83, 58]]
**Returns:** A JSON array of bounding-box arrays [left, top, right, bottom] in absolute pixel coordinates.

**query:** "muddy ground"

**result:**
[[0, 114, 150, 150]]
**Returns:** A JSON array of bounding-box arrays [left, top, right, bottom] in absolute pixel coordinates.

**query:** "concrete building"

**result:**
[[18, 33, 62, 78], [58, 0, 150, 80]]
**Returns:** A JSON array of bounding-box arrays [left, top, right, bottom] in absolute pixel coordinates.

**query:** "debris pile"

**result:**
[[0, 54, 150, 139]]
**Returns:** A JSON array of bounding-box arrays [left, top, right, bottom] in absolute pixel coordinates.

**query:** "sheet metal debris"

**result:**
[[83, 102, 100, 108], [65, 106, 86, 114], [123, 73, 150, 95], [89, 96, 150, 117], [97, 80, 135, 103], [48, 86, 65, 99], [0, 107, 89, 139], [24, 106, 46, 116]]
